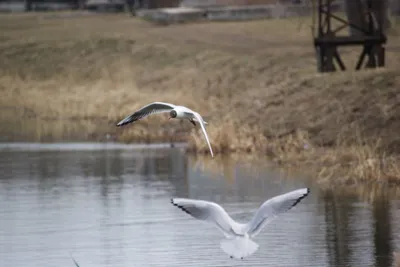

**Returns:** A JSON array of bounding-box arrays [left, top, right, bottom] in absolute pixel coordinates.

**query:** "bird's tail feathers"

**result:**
[[220, 237, 259, 259], [192, 118, 208, 125]]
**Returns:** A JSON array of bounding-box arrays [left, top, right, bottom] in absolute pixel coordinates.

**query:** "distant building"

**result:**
[[0, 0, 81, 11], [0, 0, 181, 12]]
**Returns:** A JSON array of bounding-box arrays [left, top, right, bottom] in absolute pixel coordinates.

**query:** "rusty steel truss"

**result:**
[[313, 0, 387, 72]]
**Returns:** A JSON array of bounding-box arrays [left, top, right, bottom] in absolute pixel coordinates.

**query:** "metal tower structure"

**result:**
[[313, 0, 387, 72]]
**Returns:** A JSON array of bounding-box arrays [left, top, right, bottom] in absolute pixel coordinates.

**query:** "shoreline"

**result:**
[[1, 126, 399, 188], [0, 141, 188, 151], [2, 138, 400, 204], [1, 13, 400, 186]]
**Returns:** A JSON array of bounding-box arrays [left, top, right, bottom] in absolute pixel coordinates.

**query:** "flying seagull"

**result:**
[[116, 102, 214, 157], [171, 188, 310, 259]]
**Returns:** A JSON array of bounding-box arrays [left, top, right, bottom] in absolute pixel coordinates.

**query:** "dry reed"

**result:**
[[1, 12, 400, 185]]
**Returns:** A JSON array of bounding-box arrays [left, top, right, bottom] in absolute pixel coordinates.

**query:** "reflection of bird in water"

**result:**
[[171, 188, 310, 259], [192, 155, 222, 173], [116, 102, 214, 157], [192, 156, 237, 185]]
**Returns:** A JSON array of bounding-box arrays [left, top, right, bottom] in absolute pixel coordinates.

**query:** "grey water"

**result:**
[[0, 143, 399, 267]]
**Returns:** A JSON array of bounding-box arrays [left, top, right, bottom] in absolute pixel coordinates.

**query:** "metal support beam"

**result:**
[[313, 0, 387, 73]]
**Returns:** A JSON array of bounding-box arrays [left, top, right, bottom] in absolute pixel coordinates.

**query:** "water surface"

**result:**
[[0, 143, 399, 267]]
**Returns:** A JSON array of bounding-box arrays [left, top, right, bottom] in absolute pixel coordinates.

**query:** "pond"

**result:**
[[0, 142, 399, 267]]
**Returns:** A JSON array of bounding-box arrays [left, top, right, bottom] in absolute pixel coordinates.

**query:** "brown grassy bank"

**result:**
[[1, 12, 400, 185]]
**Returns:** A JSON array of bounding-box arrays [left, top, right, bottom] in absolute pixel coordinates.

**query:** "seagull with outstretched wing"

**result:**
[[116, 102, 213, 157], [171, 188, 310, 259]]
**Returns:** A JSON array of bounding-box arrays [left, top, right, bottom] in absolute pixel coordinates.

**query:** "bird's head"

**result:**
[[169, 110, 177, 120]]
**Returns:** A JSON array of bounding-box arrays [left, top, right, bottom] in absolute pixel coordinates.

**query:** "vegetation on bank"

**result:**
[[1, 13, 400, 185]]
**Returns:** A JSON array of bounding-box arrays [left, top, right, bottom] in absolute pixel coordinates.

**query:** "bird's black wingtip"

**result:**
[[290, 188, 311, 210], [300, 188, 310, 200], [170, 198, 191, 215], [170, 198, 178, 207], [116, 117, 136, 127]]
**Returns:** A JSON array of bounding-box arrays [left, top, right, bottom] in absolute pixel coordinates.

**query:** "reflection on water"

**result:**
[[0, 143, 399, 267]]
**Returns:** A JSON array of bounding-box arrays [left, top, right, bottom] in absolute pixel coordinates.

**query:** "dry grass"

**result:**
[[1, 12, 400, 185]]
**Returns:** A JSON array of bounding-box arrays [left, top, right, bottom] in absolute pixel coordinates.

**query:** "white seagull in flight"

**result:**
[[116, 102, 214, 157], [171, 188, 310, 259]]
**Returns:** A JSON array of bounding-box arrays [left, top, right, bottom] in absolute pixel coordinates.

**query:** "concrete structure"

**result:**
[[180, 0, 279, 8], [0, 1, 26, 11], [0, 0, 75, 11], [0, 0, 180, 12], [204, 3, 314, 21], [137, 2, 320, 24], [125, 0, 180, 14], [136, 6, 205, 23]]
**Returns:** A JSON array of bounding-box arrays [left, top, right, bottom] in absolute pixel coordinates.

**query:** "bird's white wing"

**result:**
[[192, 112, 214, 158], [171, 198, 236, 237], [116, 102, 175, 127], [245, 188, 310, 237]]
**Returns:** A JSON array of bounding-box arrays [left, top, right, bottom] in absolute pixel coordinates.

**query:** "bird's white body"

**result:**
[[220, 236, 259, 259], [173, 106, 189, 119], [116, 102, 213, 157], [170, 105, 207, 123], [171, 188, 310, 259]]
